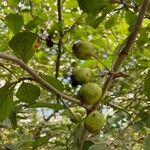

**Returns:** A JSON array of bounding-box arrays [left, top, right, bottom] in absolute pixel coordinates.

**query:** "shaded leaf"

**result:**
[[125, 10, 137, 31], [83, 141, 94, 150], [5, 13, 24, 34], [32, 136, 49, 149], [9, 32, 37, 62], [0, 85, 14, 122], [40, 74, 64, 92], [77, 0, 109, 14], [25, 17, 42, 30], [16, 83, 41, 104], [139, 108, 150, 128], [87, 5, 116, 28], [105, 14, 117, 29], [9, 110, 17, 130]]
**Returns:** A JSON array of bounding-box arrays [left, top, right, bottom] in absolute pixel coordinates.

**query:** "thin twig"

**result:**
[[60, 97, 78, 122], [0, 62, 18, 79]]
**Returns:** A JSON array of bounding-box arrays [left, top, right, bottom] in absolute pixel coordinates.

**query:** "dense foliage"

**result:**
[[0, 0, 150, 150]]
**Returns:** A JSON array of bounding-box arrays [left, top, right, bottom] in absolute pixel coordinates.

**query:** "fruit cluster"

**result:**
[[72, 41, 106, 132]]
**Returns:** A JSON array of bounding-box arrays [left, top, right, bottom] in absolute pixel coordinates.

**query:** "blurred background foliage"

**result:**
[[0, 0, 150, 149]]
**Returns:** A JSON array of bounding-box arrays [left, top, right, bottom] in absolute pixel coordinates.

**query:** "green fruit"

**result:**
[[85, 111, 105, 132], [79, 82, 102, 105], [72, 41, 93, 60], [72, 68, 92, 84]]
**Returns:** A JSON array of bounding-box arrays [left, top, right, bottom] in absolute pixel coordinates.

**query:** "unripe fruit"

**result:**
[[72, 68, 92, 85], [72, 41, 93, 60], [79, 82, 102, 105], [85, 111, 105, 132]]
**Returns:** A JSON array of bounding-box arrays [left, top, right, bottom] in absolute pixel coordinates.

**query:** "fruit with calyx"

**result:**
[[85, 111, 105, 132], [69, 106, 86, 123], [72, 68, 92, 85], [79, 82, 102, 105], [72, 41, 93, 60]]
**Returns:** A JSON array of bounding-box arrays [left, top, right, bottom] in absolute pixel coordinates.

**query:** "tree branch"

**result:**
[[90, 0, 150, 111], [0, 53, 81, 105], [55, 0, 63, 78]]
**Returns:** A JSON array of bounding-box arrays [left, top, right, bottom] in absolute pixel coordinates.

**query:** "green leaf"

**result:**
[[144, 71, 150, 100], [3, 143, 19, 150], [29, 102, 64, 110], [25, 17, 42, 31], [77, 0, 109, 14], [88, 144, 106, 150], [40, 74, 64, 92], [0, 34, 9, 51], [16, 83, 41, 104], [83, 141, 94, 150], [139, 109, 150, 128], [144, 135, 150, 150], [0, 85, 14, 122], [5, 13, 24, 34], [8, 0, 20, 6], [9, 32, 37, 63], [137, 33, 149, 48], [32, 136, 49, 149], [19, 141, 33, 149], [9, 110, 17, 130], [125, 10, 137, 31], [87, 5, 116, 28], [105, 14, 117, 29]]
